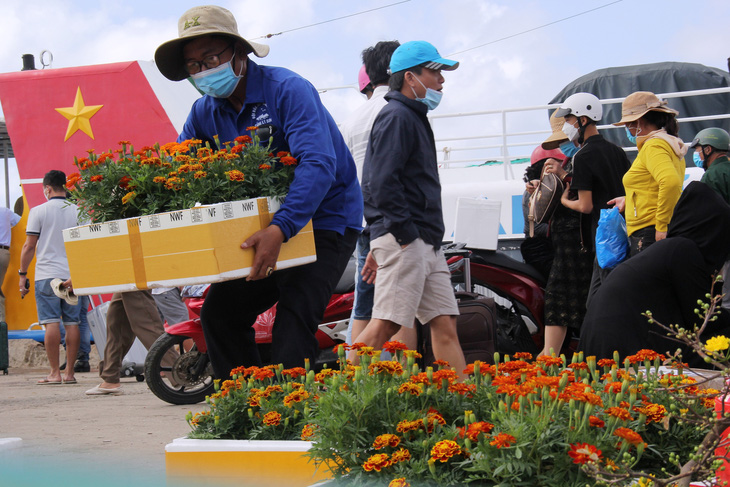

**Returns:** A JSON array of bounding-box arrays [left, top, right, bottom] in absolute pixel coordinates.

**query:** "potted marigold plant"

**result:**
[[62, 128, 316, 295], [66, 129, 297, 223]]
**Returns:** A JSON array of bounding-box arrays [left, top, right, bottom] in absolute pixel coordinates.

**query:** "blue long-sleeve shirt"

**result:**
[[179, 60, 363, 240]]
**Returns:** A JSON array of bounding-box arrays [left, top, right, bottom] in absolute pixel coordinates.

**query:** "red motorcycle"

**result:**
[[144, 260, 355, 405]]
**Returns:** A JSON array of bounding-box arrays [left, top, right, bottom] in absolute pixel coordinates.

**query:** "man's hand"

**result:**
[[242, 225, 285, 281], [361, 251, 378, 285], [560, 182, 572, 206], [655, 230, 667, 242], [19, 276, 29, 298]]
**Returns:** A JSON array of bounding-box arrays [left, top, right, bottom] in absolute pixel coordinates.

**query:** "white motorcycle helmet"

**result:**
[[554, 92, 603, 121]]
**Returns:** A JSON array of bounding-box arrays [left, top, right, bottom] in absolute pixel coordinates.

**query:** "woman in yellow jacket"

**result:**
[[610, 91, 687, 256]]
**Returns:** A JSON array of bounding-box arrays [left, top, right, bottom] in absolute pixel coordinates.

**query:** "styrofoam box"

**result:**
[[452, 197, 501, 250]]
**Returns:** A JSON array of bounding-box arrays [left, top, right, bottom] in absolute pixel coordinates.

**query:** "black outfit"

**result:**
[[544, 164, 594, 331], [202, 229, 358, 377], [570, 134, 631, 306], [362, 91, 444, 249], [578, 182, 730, 367]]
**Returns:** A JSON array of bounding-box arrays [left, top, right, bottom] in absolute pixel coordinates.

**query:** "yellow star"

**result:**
[[55, 87, 103, 141]]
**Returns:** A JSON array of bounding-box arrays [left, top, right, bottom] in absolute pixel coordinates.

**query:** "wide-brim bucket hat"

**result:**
[[155, 5, 269, 81], [613, 91, 678, 126], [542, 111, 568, 150]]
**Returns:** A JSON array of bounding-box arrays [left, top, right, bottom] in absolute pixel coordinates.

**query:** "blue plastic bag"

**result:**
[[595, 207, 629, 269]]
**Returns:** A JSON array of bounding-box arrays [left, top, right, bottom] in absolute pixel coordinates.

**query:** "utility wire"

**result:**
[[447, 0, 623, 57], [250, 0, 412, 40]]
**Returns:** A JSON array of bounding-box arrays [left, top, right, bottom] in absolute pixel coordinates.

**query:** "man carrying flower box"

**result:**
[[154, 5, 361, 377]]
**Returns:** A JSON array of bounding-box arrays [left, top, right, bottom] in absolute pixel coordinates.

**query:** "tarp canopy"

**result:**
[[549, 61, 730, 162]]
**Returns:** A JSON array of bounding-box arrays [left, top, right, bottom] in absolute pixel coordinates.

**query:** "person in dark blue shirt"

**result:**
[[155, 5, 361, 377]]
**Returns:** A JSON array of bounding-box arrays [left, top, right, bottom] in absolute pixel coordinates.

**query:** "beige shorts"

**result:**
[[370, 234, 459, 328]]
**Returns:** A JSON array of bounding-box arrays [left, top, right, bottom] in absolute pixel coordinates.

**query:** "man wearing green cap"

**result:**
[[691, 127, 730, 309], [353, 41, 466, 377]]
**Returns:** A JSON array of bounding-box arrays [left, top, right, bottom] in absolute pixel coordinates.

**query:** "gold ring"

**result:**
[[266, 266, 274, 277]]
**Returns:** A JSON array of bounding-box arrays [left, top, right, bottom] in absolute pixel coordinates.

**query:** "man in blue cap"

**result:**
[[353, 41, 466, 377]]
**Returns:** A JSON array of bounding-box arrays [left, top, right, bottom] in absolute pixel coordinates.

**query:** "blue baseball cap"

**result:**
[[388, 40, 459, 74]]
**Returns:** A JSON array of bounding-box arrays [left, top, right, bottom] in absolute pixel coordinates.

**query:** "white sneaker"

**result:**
[[85, 384, 123, 395]]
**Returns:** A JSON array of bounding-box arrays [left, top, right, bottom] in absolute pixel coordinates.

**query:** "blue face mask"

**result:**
[[190, 59, 243, 98], [693, 151, 704, 169], [559, 141, 579, 158], [625, 127, 638, 145], [410, 73, 443, 111]]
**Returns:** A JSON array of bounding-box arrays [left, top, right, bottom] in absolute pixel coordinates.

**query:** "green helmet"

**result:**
[[689, 127, 730, 151]]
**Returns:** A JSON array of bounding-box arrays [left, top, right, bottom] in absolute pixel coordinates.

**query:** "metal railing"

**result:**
[[429, 86, 730, 175]]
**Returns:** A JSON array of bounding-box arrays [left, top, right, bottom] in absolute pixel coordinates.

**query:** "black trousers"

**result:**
[[200, 228, 358, 379]]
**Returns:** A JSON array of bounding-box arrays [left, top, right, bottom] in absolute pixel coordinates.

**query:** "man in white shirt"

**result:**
[[339, 41, 408, 347], [0, 205, 21, 322], [18, 170, 83, 384]]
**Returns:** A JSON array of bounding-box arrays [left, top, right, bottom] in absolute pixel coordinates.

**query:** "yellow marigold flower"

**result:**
[[194, 171, 207, 179], [430, 440, 461, 462], [283, 389, 310, 407], [225, 169, 245, 182], [705, 335, 730, 352], [153, 176, 166, 184], [369, 361, 404, 376], [373, 434, 400, 450], [121, 191, 136, 204], [262, 411, 282, 427], [390, 448, 411, 464], [388, 477, 410, 487], [636, 403, 667, 424], [362, 453, 390, 472], [301, 424, 315, 440]]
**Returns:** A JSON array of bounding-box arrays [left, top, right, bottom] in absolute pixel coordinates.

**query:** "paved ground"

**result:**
[[0, 341, 205, 486]]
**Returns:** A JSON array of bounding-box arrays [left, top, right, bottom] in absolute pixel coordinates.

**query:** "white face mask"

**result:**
[[562, 121, 580, 142]]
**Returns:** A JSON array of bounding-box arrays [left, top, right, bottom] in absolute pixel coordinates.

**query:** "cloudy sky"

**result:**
[[1, 0, 729, 205]]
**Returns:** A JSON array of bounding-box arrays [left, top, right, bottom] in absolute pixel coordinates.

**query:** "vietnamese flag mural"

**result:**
[[0, 60, 200, 330], [0, 60, 201, 208]]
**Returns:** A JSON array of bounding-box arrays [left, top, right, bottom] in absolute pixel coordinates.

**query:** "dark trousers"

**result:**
[[201, 228, 358, 379]]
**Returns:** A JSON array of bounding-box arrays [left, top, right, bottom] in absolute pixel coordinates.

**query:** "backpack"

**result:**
[[527, 163, 565, 237]]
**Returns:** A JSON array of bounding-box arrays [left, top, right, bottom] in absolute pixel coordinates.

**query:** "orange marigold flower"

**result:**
[[276, 151, 290, 157], [262, 384, 283, 397], [259, 163, 271, 170], [253, 368, 275, 381], [281, 367, 307, 379], [432, 359, 451, 368], [464, 362, 496, 376], [605, 407, 632, 421], [369, 361, 404, 376], [432, 369, 457, 385], [568, 362, 588, 371], [614, 427, 644, 446], [357, 346, 376, 356], [225, 170, 245, 182], [489, 433, 516, 449], [165, 177, 182, 191], [194, 171, 207, 179], [383, 340, 408, 354], [373, 434, 400, 450], [403, 350, 422, 360], [301, 424, 316, 440], [604, 381, 624, 394], [448, 383, 476, 396], [235, 135, 252, 144], [246, 126, 259, 131], [597, 358, 616, 368], [430, 440, 461, 463], [636, 403, 667, 424], [388, 478, 409, 487], [153, 176, 166, 184], [589, 415, 605, 428], [283, 389, 310, 407], [315, 368, 337, 383], [348, 342, 366, 351], [262, 411, 281, 426], [513, 352, 533, 360], [396, 419, 424, 433], [397, 382, 423, 396], [536, 355, 563, 367], [568, 442, 602, 464], [280, 156, 298, 166], [230, 144, 245, 154], [362, 453, 390, 472], [627, 349, 666, 364], [465, 421, 495, 441], [90, 175, 103, 182]]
